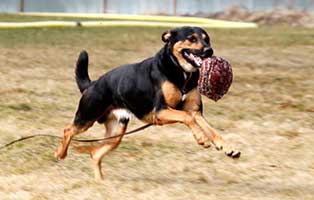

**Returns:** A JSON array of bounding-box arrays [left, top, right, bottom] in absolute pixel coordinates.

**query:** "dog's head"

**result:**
[[162, 26, 214, 73]]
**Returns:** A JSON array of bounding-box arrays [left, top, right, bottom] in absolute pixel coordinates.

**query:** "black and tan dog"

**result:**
[[55, 26, 240, 180]]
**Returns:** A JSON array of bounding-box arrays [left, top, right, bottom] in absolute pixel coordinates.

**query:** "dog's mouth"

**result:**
[[182, 49, 204, 68]]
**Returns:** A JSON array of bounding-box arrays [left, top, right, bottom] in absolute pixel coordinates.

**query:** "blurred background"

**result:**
[[0, 1, 313, 200], [1, 0, 314, 27], [1, 0, 314, 14]]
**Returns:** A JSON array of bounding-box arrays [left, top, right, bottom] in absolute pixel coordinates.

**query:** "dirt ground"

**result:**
[[0, 21, 314, 200], [208, 5, 314, 28]]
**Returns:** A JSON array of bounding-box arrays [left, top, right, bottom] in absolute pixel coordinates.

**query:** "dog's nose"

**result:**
[[202, 47, 214, 58]]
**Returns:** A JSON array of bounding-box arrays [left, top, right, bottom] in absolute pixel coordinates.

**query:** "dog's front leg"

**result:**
[[155, 108, 211, 148], [193, 112, 240, 158], [181, 89, 223, 149], [192, 112, 224, 150], [181, 89, 240, 158]]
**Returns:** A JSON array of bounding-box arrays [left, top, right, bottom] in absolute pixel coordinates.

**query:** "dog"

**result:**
[[55, 26, 240, 180]]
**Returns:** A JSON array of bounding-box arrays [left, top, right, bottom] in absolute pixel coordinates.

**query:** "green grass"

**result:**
[[1, 14, 314, 48], [1, 25, 314, 48]]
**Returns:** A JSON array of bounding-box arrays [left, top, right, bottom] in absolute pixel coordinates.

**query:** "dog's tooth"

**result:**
[[196, 59, 202, 67], [195, 57, 202, 65]]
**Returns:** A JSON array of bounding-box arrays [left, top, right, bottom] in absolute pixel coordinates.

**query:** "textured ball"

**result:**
[[198, 56, 233, 101]]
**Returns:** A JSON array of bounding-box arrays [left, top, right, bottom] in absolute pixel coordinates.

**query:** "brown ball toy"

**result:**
[[198, 56, 233, 101]]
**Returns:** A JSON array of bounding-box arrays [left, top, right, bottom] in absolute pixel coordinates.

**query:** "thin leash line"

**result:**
[[181, 72, 192, 94], [0, 123, 153, 150]]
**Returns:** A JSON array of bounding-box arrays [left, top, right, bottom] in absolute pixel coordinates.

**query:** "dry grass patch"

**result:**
[[0, 16, 313, 199]]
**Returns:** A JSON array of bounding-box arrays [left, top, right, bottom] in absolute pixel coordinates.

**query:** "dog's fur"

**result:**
[[55, 26, 240, 180]]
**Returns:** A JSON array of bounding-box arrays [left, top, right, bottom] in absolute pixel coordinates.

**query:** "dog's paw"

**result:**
[[195, 134, 211, 148], [94, 174, 105, 182], [212, 139, 223, 151], [54, 148, 67, 160], [225, 148, 241, 158], [202, 141, 211, 148]]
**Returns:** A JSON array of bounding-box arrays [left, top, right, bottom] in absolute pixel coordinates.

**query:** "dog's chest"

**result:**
[[161, 81, 182, 108], [162, 72, 196, 106]]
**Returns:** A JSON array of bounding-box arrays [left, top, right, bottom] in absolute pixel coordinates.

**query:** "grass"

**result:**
[[0, 14, 314, 200]]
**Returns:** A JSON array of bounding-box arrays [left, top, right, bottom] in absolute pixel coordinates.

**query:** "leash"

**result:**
[[0, 123, 153, 150]]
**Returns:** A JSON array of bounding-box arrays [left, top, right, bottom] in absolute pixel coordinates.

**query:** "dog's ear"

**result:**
[[162, 30, 171, 43], [162, 29, 178, 43], [161, 28, 178, 43]]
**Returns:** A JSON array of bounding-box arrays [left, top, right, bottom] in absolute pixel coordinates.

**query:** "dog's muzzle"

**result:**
[[200, 47, 214, 59], [182, 47, 214, 69]]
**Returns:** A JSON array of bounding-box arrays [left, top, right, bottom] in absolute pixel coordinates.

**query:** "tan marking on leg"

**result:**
[[193, 112, 224, 150], [193, 112, 240, 157], [161, 81, 182, 108], [72, 115, 117, 155], [181, 89, 241, 157], [104, 112, 118, 137], [180, 89, 223, 149], [88, 112, 128, 180], [55, 122, 93, 160], [155, 108, 210, 147], [92, 158, 103, 181], [182, 88, 202, 112]]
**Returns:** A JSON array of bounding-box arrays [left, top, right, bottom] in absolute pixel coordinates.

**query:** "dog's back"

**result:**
[[74, 50, 160, 123]]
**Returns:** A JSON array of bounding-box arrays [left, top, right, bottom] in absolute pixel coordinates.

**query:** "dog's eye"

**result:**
[[188, 36, 197, 43]]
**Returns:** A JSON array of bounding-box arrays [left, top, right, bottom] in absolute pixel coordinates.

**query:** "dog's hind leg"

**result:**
[[55, 86, 111, 160], [55, 122, 93, 160], [89, 109, 130, 180]]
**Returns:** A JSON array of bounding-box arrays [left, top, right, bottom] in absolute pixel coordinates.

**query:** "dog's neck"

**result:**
[[156, 46, 198, 94], [169, 52, 180, 68], [158, 46, 179, 68], [157, 46, 183, 77]]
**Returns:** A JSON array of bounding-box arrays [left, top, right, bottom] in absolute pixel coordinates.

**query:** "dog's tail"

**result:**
[[75, 50, 92, 93]]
